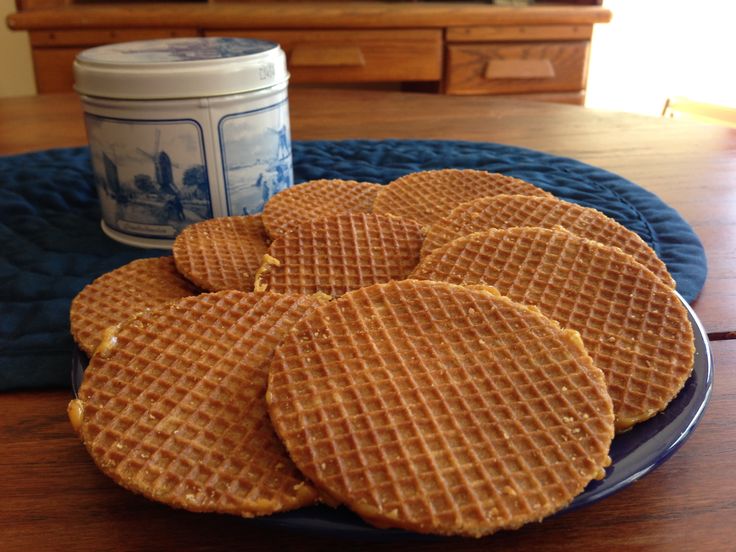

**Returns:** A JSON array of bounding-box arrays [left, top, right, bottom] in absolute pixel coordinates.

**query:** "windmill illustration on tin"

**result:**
[[136, 128, 186, 221], [101, 144, 122, 198], [266, 106, 291, 162], [262, 106, 292, 199], [136, 128, 180, 196]]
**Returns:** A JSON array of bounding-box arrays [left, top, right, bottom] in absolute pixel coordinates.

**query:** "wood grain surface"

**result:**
[[1, 89, 734, 551], [7, 3, 612, 31]]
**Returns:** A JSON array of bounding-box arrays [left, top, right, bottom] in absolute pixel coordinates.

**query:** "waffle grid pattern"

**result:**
[[262, 179, 381, 238], [70, 257, 199, 356], [260, 212, 424, 296], [268, 280, 614, 537], [78, 291, 324, 516], [421, 194, 675, 288], [372, 169, 552, 228], [411, 228, 695, 430], [172, 215, 269, 292]]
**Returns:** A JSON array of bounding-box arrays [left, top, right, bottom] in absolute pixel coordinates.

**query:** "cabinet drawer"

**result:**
[[208, 30, 442, 83], [446, 41, 589, 95]]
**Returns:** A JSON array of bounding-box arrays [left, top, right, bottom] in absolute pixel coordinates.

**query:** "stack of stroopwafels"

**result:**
[[68, 170, 695, 538]]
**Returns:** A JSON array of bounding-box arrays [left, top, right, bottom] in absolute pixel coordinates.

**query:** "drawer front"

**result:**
[[208, 30, 442, 83], [446, 41, 589, 95]]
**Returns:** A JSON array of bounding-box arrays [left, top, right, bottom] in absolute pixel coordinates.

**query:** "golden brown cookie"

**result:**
[[254, 212, 424, 297], [421, 194, 675, 288], [372, 169, 551, 228], [262, 179, 381, 238], [411, 227, 695, 431], [267, 279, 614, 537], [70, 290, 328, 517], [70, 256, 199, 357], [172, 215, 269, 292]]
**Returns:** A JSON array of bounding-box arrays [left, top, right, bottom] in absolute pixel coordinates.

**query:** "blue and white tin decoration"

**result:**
[[74, 37, 292, 248]]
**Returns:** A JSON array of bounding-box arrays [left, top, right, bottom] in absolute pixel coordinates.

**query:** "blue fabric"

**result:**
[[0, 140, 707, 390]]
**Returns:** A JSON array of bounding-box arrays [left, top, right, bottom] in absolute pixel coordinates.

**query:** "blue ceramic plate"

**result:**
[[72, 293, 712, 538]]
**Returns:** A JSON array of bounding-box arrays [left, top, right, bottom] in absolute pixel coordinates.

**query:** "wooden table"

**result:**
[[1, 89, 735, 551]]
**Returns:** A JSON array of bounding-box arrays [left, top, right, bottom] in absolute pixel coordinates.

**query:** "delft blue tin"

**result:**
[[74, 37, 292, 248]]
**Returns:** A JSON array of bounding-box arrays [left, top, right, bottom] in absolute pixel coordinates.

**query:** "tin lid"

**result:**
[[74, 37, 288, 100]]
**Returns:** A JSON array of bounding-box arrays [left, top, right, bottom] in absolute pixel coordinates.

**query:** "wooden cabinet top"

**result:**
[[7, 2, 612, 31]]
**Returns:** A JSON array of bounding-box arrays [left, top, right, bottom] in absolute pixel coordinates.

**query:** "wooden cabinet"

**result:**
[[446, 41, 590, 96], [213, 29, 442, 84], [7, 3, 611, 104]]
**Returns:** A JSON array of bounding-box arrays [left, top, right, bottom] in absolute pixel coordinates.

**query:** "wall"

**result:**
[[0, 0, 36, 97]]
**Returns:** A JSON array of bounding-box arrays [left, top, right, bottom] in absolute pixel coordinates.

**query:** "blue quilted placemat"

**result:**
[[0, 140, 706, 390]]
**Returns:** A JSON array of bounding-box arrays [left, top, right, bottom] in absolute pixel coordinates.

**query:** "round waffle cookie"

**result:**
[[421, 194, 676, 288], [410, 227, 695, 431], [70, 256, 199, 357], [69, 290, 328, 517], [262, 179, 381, 238], [267, 280, 614, 538], [372, 169, 551, 228], [172, 215, 269, 292], [254, 212, 424, 297]]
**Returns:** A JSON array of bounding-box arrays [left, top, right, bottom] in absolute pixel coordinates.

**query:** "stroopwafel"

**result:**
[[262, 179, 381, 238], [254, 212, 424, 296], [410, 227, 695, 431], [70, 256, 199, 357], [372, 169, 551, 228], [172, 215, 269, 292], [267, 279, 614, 537], [69, 290, 328, 517], [421, 194, 675, 288]]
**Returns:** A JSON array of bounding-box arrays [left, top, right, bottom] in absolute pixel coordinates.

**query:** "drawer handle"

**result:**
[[290, 44, 366, 67], [484, 59, 556, 80]]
